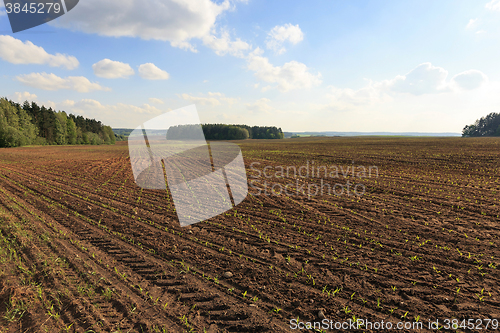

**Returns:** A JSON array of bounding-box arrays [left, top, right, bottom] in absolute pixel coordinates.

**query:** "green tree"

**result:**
[[463, 112, 500, 137], [66, 117, 77, 144], [101, 126, 115, 144], [82, 131, 89, 145], [0, 98, 37, 147], [54, 113, 66, 145]]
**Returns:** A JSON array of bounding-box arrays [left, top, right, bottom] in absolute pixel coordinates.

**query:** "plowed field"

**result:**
[[0, 137, 499, 333]]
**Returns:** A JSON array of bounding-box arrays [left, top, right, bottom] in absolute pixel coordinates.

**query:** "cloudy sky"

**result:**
[[1, 0, 500, 132]]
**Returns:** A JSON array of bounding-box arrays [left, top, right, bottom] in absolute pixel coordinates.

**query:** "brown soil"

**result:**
[[0, 137, 499, 332]]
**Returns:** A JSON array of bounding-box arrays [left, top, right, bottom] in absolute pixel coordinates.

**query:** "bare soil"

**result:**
[[0, 137, 499, 332]]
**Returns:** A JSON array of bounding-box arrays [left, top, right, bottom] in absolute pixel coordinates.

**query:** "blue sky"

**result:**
[[1, 0, 500, 132]]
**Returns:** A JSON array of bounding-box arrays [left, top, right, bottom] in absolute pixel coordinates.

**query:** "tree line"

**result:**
[[462, 112, 500, 137], [166, 124, 283, 140], [0, 98, 115, 148], [202, 124, 284, 140]]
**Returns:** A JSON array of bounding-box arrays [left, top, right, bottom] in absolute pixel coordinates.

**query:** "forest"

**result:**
[[0, 98, 116, 148], [166, 124, 284, 140], [462, 112, 500, 137]]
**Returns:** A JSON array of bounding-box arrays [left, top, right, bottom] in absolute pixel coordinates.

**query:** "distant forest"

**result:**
[[166, 124, 284, 140], [226, 124, 284, 140], [0, 98, 115, 148], [462, 112, 500, 137], [115, 124, 284, 141]]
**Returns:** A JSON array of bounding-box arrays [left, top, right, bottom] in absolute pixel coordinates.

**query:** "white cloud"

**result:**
[[180, 93, 221, 106], [323, 63, 489, 111], [486, 0, 500, 11], [74, 99, 153, 113], [0, 11, 5, 16], [58, 99, 164, 128], [202, 29, 251, 57], [0, 35, 79, 69], [50, 0, 234, 52], [179, 92, 238, 106], [60, 100, 75, 107], [16, 72, 110, 92], [326, 81, 391, 110], [451, 70, 488, 90], [92, 59, 134, 79], [466, 18, 478, 29], [265, 23, 304, 54], [149, 97, 164, 104], [381, 63, 488, 96], [385, 62, 450, 95], [246, 48, 322, 92], [138, 63, 170, 80], [245, 98, 274, 114], [8, 91, 38, 103], [314, 81, 500, 133], [208, 92, 238, 105]]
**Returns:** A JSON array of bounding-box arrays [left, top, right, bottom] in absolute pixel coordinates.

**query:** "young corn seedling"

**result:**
[[332, 287, 341, 297]]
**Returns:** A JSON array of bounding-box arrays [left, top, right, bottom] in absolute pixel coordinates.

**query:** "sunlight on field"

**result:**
[[0, 137, 499, 332]]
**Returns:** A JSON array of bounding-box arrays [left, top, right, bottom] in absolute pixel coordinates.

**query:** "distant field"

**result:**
[[0, 137, 499, 332]]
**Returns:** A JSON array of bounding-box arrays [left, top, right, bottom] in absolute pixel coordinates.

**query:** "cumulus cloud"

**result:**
[[138, 63, 170, 80], [466, 18, 478, 29], [451, 70, 488, 90], [180, 93, 221, 106], [179, 92, 238, 106], [92, 59, 135, 79], [0, 35, 79, 69], [265, 24, 304, 54], [74, 99, 159, 114], [246, 48, 322, 92], [59, 99, 165, 128], [50, 0, 234, 52], [8, 91, 38, 103], [208, 92, 238, 105], [245, 98, 274, 113], [148, 97, 164, 104], [326, 82, 391, 110], [16, 72, 110, 92], [323, 63, 489, 111], [486, 0, 500, 11], [386, 62, 450, 95], [202, 29, 251, 57], [381, 63, 488, 95]]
